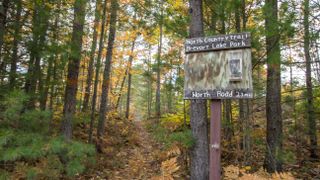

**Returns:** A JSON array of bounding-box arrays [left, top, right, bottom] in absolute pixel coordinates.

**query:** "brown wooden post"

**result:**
[[210, 99, 222, 180]]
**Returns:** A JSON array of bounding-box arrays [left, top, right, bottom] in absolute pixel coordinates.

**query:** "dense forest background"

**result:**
[[0, 0, 319, 179]]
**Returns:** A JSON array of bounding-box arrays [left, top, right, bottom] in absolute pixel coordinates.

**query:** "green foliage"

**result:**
[[148, 113, 194, 149], [279, 149, 296, 164], [160, 113, 188, 131], [26, 168, 38, 180], [20, 110, 51, 133], [66, 159, 85, 177], [1, 90, 28, 123], [0, 170, 10, 180], [168, 130, 194, 149], [0, 90, 96, 177]]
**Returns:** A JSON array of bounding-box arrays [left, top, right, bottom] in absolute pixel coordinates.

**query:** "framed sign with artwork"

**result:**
[[184, 33, 253, 99]]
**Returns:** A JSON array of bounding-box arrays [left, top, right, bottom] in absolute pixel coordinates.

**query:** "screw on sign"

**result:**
[[184, 32, 253, 180]]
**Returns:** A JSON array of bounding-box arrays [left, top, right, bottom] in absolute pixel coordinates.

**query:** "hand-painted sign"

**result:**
[[185, 32, 251, 53], [184, 33, 253, 99]]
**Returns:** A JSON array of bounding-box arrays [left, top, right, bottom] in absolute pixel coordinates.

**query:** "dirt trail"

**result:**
[[108, 120, 160, 179]]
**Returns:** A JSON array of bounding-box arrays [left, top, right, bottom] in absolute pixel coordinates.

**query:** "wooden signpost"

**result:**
[[184, 32, 253, 180]]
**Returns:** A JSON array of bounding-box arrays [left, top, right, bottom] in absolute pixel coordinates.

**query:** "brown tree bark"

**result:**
[[155, 1, 163, 119], [264, 0, 283, 172], [88, 0, 108, 143], [25, 1, 50, 109], [49, 1, 61, 112], [116, 38, 136, 110], [303, 0, 318, 159], [40, 7, 59, 110], [9, 0, 22, 89], [0, 0, 9, 61], [189, 0, 209, 179], [97, 0, 118, 138], [61, 0, 87, 140], [125, 39, 136, 119], [82, 0, 102, 112]]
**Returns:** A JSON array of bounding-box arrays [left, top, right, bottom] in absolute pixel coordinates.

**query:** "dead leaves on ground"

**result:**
[[224, 165, 295, 180]]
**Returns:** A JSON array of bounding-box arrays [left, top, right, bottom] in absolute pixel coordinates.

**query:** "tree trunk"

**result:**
[[40, 5, 60, 111], [61, 0, 87, 140], [97, 0, 118, 138], [9, 0, 22, 89], [303, 0, 318, 159], [147, 46, 152, 119], [264, 0, 283, 172], [82, 0, 102, 112], [125, 39, 136, 119], [25, 0, 50, 109], [116, 38, 136, 110], [189, 0, 209, 179], [49, 1, 61, 112], [116, 68, 128, 109], [88, 0, 108, 143], [155, 2, 163, 119], [0, 0, 9, 61]]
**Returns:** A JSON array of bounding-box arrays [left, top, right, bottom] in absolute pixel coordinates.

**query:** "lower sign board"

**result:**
[[184, 33, 253, 99]]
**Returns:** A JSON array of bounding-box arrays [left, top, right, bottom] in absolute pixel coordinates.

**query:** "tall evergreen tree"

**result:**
[[264, 0, 283, 172], [98, 0, 119, 138], [9, 0, 22, 89], [189, 0, 209, 179], [0, 0, 9, 61], [155, 0, 163, 119], [303, 0, 318, 159], [61, 0, 87, 140], [89, 0, 108, 143], [83, 0, 102, 112]]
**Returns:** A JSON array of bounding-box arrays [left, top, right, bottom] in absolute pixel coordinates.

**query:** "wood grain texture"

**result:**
[[184, 49, 253, 99]]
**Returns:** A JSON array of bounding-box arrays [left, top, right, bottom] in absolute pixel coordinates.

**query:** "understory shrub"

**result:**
[[149, 113, 194, 149], [0, 90, 96, 178]]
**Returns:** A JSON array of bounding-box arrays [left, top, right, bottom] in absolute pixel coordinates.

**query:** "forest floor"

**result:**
[[106, 120, 161, 179], [77, 112, 320, 180], [81, 115, 166, 179]]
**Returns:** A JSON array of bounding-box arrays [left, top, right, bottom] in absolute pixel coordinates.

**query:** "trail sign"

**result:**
[[184, 32, 253, 180], [184, 32, 253, 99]]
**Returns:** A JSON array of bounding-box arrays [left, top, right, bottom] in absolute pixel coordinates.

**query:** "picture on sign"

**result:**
[[184, 33, 253, 99], [229, 58, 242, 81]]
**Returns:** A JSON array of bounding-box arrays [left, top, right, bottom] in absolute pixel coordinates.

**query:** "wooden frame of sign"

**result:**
[[184, 32, 253, 99]]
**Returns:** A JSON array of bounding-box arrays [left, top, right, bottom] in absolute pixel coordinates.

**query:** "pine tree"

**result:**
[[83, 0, 102, 112], [61, 0, 87, 140], [264, 0, 283, 172], [189, 0, 209, 179], [303, 0, 318, 159], [98, 0, 119, 138]]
